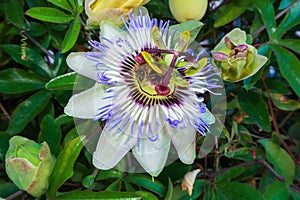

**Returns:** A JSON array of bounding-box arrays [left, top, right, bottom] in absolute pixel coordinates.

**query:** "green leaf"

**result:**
[[82, 174, 95, 188], [61, 16, 81, 53], [39, 114, 62, 157], [124, 181, 136, 192], [279, 0, 294, 9], [272, 45, 300, 97], [0, 68, 46, 94], [47, 0, 73, 12], [0, 132, 10, 161], [135, 191, 158, 200], [51, 90, 72, 107], [0, 0, 24, 28], [216, 167, 245, 183], [238, 90, 271, 132], [164, 178, 173, 200], [56, 191, 141, 199], [158, 161, 191, 185], [0, 182, 19, 198], [68, 0, 84, 12], [256, 78, 291, 95], [125, 174, 166, 196], [170, 185, 191, 200], [214, 0, 251, 27], [225, 147, 256, 161], [46, 136, 84, 199], [27, 21, 48, 37], [264, 182, 289, 200], [55, 114, 74, 126], [105, 178, 122, 191], [291, 189, 300, 200], [288, 121, 300, 140], [2, 44, 53, 79], [46, 72, 76, 90], [270, 93, 300, 111], [169, 20, 203, 42], [274, 1, 300, 38], [7, 90, 52, 135], [145, 0, 172, 19], [26, 7, 73, 23], [250, 10, 264, 34], [188, 180, 207, 199], [71, 162, 90, 182], [259, 139, 295, 184], [216, 182, 264, 200], [95, 169, 124, 181], [277, 39, 300, 55], [243, 45, 271, 89], [253, 0, 276, 37]]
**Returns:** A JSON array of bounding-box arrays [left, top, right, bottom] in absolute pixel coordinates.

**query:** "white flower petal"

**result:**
[[64, 84, 109, 119], [66, 52, 100, 81], [100, 21, 126, 41], [168, 125, 196, 164], [93, 126, 137, 169], [132, 129, 171, 177], [200, 108, 215, 124]]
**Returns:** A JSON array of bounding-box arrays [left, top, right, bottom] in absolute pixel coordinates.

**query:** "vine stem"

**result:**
[[202, 159, 284, 181], [261, 77, 299, 165], [6, 190, 25, 200], [0, 101, 11, 120], [251, 0, 300, 38]]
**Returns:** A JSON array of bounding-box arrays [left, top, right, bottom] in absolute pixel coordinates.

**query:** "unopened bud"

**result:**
[[5, 136, 55, 197], [212, 28, 267, 82], [85, 0, 150, 28]]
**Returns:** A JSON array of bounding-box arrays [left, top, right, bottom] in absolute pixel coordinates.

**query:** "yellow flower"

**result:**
[[169, 0, 207, 22], [85, 0, 150, 28]]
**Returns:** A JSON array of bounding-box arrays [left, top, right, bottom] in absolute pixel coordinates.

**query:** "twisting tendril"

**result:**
[[20, 29, 28, 61]]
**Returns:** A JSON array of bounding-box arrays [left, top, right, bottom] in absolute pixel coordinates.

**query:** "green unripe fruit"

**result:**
[[169, 0, 208, 22]]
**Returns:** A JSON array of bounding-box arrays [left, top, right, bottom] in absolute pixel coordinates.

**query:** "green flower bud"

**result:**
[[212, 28, 267, 82], [5, 136, 55, 197]]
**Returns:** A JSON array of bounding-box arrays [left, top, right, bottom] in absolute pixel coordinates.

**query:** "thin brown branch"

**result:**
[[279, 111, 294, 128], [261, 77, 298, 164], [6, 190, 25, 200], [205, 159, 284, 181], [291, 184, 300, 194], [0, 101, 11, 120], [251, 0, 300, 38]]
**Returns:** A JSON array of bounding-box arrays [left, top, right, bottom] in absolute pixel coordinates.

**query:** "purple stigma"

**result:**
[[155, 84, 170, 96]]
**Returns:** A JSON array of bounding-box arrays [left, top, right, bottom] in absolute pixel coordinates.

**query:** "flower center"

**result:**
[[133, 61, 174, 97], [121, 48, 200, 107], [133, 49, 187, 97]]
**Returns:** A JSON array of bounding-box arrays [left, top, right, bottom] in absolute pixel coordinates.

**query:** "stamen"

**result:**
[[162, 51, 179, 85], [145, 48, 180, 86]]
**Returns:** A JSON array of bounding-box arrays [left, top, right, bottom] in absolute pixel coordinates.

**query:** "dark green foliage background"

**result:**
[[0, 0, 299, 199]]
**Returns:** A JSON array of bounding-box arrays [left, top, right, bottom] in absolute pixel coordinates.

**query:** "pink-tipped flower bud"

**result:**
[[213, 52, 228, 61], [235, 44, 248, 52], [212, 28, 267, 82]]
